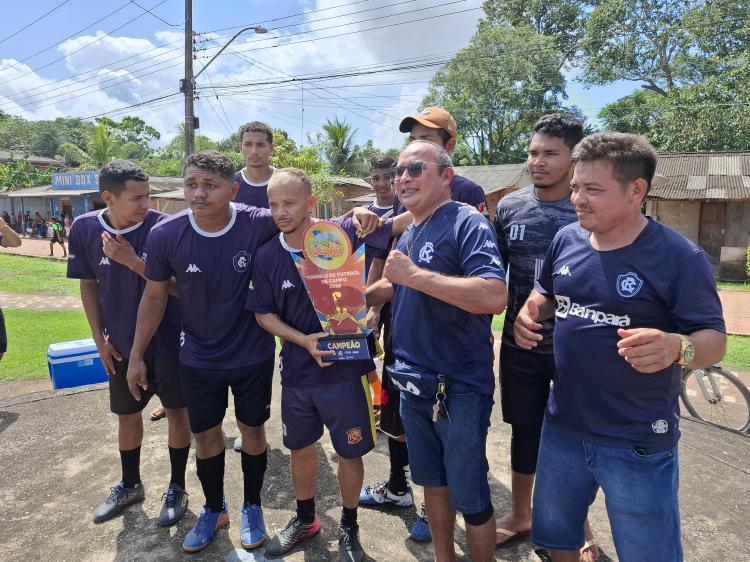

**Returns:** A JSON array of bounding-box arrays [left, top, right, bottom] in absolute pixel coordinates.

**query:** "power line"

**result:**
[[3, 0, 169, 87], [0, 0, 71, 44], [0, 2, 133, 74], [129, 0, 183, 28]]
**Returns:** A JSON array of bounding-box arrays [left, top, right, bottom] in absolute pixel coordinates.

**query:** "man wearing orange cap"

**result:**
[[398, 107, 489, 218], [358, 107, 492, 544]]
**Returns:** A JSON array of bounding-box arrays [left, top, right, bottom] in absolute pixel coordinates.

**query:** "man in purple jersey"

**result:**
[[127, 152, 382, 554], [249, 168, 400, 562], [234, 121, 275, 208], [0, 215, 22, 361], [66, 161, 191, 527]]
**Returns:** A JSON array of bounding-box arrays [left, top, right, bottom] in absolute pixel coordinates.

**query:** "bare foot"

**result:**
[[495, 512, 531, 546], [580, 519, 599, 562], [150, 405, 166, 420]]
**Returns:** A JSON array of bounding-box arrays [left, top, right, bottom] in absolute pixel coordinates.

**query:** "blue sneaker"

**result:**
[[409, 505, 432, 543], [183, 501, 229, 553], [157, 483, 188, 527], [240, 503, 269, 549], [92, 481, 145, 523]]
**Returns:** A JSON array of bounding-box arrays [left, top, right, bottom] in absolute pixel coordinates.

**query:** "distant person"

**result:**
[[64, 214, 72, 237], [49, 217, 67, 258], [234, 121, 275, 208], [0, 214, 22, 361], [16, 212, 23, 234]]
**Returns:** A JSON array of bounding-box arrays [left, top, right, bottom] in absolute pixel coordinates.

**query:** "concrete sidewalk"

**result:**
[[1, 372, 748, 562]]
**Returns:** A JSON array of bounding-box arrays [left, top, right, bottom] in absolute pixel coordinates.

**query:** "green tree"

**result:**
[[95, 116, 160, 160], [164, 123, 217, 158], [0, 159, 54, 191], [482, 0, 589, 64], [423, 24, 566, 164], [320, 117, 358, 174]]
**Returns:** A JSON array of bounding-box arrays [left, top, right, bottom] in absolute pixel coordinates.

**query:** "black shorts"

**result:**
[[0, 308, 7, 354], [499, 343, 555, 426], [379, 308, 405, 438], [180, 356, 274, 434], [110, 355, 184, 415]]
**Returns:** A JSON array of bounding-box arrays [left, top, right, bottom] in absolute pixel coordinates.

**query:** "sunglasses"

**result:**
[[392, 162, 445, 180]]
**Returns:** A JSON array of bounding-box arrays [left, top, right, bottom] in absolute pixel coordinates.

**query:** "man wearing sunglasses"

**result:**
[[368, 140, 507, 562], [359, 108, 490, 542]]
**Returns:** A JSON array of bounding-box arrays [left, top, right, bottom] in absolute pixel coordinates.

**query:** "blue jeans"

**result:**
[[399, 383, 494, 515], [532, 418, 682, 562]]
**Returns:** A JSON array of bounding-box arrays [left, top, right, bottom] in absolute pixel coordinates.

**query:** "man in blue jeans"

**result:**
[[514, 132, 726, 562], [368, 140, 507, 561]]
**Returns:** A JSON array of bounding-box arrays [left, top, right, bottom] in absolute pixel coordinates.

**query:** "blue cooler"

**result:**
[[47, 339, 108, 390]]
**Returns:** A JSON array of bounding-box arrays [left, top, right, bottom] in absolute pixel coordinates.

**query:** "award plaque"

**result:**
[[292, 221, 372, 362]]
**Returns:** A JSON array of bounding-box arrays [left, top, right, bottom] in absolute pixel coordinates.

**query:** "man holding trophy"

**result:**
[[249, 168, 408, 561]]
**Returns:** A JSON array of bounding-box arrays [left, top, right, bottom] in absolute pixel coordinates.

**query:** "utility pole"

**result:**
[[180, 1, 265, 159], [181, 0, 195, 160]]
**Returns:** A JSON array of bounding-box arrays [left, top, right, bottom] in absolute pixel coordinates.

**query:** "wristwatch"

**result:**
[[675, 334, 695, 366]]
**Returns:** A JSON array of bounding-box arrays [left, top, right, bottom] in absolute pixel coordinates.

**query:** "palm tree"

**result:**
[[87, 124, 117, 167], [321, 117, 358, 175]]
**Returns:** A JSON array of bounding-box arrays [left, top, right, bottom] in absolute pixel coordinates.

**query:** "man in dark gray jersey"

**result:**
[[493, 114, 597, 559]]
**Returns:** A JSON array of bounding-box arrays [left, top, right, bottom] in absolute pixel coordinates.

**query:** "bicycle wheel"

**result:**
[[681, 366, 750, 433]]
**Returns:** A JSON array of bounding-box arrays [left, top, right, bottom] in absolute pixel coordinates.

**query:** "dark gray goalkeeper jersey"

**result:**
[[493, 185, 577, 354]]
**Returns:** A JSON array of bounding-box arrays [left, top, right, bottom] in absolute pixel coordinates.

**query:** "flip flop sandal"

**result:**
[[496, 527, 530, 548]]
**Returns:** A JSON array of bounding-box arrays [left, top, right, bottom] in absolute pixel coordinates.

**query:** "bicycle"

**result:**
[[680, 365, 750, 433]]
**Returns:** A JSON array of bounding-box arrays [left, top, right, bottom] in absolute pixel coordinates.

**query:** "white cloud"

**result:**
[[0, 0, 485, 151]]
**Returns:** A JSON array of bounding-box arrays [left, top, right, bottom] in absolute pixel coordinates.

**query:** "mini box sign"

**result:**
[[47, 339, 108, 390]]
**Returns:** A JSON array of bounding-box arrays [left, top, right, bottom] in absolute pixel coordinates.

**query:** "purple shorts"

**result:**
[[281, 375, 376, 458]]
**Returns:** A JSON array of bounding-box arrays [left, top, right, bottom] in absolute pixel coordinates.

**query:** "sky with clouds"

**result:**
[[0, 0, 637, 152]]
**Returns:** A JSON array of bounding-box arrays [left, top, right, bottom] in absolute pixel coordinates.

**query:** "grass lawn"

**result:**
[[717, 281, 750, 292], [491, 312, 506, 333], [0, 254, 79, 297], [724, 335, 750, 374], [1, 309, 91, 381]]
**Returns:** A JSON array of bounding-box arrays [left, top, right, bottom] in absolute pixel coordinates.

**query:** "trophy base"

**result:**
[[318, 332, 372, 362]]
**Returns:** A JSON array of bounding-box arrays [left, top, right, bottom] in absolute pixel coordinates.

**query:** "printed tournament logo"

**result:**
[[617, 272, 644, 298], [652, 419, 669, 434], [233, 250, 251, 273], [305, 222, 351, 270], [347, 427, 363, 445]]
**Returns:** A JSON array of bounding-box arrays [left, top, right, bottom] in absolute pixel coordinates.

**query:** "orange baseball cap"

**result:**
[[399, 107, 457, 139]]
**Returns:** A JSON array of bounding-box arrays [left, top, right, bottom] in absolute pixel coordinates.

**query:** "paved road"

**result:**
[[1, 371, 748, 562]]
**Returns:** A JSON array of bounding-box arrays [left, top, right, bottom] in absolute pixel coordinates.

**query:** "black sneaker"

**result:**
[[265, 514, 321, 557], [338, 524, 364, 562], [92, 481, 145, 523]]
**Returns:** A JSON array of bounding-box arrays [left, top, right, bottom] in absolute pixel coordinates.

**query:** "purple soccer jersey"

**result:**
[[362, 201, 394, 276], [234, 168, 274, 208], [246, 217, 392, 387], [66, 209, 181, 359], [144, 203, 278, 369]]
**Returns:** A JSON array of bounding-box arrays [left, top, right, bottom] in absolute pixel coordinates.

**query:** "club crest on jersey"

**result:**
[[347, 427, 363, 445], [617, 272, 643, 298], [652, 419, 669, 434], [233, 250, 251, 272], [418, 242, 434, 264], [139, 249, 147, 261]]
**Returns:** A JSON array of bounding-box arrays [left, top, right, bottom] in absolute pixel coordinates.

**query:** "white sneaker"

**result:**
[[359, 482, 414, 507]]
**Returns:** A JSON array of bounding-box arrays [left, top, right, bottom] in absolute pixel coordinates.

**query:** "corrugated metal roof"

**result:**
[[648, 152, 750, 200], [454, 164, 528, 194]]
